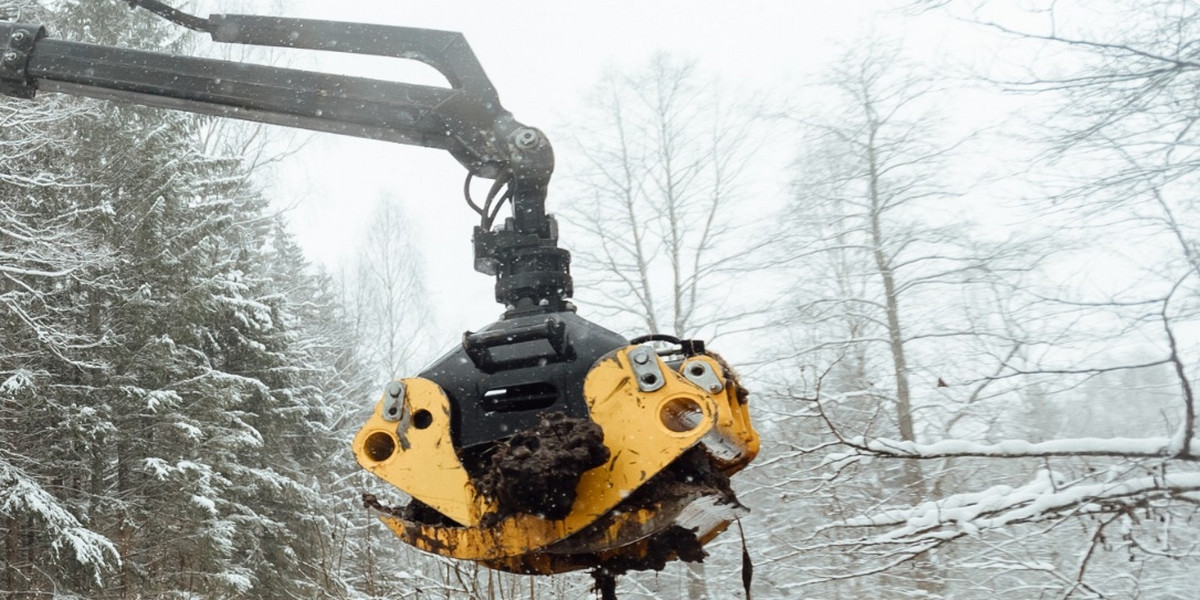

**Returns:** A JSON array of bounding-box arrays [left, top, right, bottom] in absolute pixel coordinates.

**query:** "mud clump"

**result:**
[[589, 525, 708, 599], [604, 525, 706, 573], [477, 411, 610, 521]]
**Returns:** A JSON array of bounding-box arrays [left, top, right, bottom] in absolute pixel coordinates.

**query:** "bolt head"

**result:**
[[633, 351, 650, 365], [2, 51, 20, 65], [386, 382, 403, 398], [513, 128, 539, 149]]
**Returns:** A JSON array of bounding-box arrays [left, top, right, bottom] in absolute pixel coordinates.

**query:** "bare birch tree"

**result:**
[[562, 53, 765, 343], [346, 195, 433, 380]]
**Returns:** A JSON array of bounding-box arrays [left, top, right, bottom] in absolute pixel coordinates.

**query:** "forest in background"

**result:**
[[2, 0, 1198, 598]]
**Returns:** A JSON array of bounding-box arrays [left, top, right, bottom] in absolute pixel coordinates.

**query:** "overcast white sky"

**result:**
[[188, 1, 982, 344]]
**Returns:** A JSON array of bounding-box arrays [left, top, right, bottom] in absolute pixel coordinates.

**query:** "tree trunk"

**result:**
[[867, 122, 940, 596]]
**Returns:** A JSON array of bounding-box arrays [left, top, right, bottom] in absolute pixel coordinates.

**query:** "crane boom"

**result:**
[[0, 12, 563, 309]]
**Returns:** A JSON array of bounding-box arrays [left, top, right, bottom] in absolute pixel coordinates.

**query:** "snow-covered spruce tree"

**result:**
[[0, 0, 122, 593], [1, 2, 375, 597]]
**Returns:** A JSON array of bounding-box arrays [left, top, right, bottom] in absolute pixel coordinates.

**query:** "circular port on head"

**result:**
[[412, 409, 433, 430], [660, 397, 704, 433], [364, 431, 396, 462]]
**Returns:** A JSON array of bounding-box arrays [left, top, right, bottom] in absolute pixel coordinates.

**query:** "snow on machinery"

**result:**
[[0, 0, 760, 582]]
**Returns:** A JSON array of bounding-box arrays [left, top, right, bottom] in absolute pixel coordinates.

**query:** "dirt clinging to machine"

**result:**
[[477, 411, 610, 521]]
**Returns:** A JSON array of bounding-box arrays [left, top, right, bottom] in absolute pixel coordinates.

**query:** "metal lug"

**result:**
[[682, 359, 724, 395], [629, 345, 665, 392], [381, 381, 407, 422]]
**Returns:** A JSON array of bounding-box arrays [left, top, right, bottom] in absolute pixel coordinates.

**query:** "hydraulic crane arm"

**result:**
[[0, 6, 563, 308], [0, 7, 550, 182]]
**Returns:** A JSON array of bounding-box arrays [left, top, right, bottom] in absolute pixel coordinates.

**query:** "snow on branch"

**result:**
[[828, 469, 1200, 541], [827, 435, 1190, 463], [0, 463, 120, 583]]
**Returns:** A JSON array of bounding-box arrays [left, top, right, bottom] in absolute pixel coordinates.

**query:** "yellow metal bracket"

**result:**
[[352, 378, 490, 526]]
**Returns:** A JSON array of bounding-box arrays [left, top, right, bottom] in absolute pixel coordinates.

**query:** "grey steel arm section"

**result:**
[[0, 15, 554, 234]]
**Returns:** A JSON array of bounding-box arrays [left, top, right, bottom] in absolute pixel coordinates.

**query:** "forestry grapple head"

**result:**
[[354, 327, 759, 574], [0, 0, 760, 578]]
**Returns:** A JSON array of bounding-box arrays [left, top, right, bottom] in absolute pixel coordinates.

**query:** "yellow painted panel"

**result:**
[[352, 378, 489, 526]]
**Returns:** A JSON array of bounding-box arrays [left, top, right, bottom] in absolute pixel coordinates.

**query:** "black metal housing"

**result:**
[[420, 311, 628, 453]]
